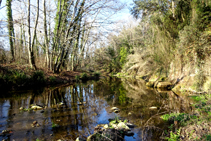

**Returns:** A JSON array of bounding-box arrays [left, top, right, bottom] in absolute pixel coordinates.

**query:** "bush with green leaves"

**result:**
[[12, 71, 29, 85], [75, 75, 80, 81], [80, 73, 88, 81], [93, 72, 100, 79], [49, 76, 56, 83], [31, 71, 46, 84]]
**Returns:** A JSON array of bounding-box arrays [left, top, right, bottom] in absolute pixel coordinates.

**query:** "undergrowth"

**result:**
[[161, 94, 211, 141]]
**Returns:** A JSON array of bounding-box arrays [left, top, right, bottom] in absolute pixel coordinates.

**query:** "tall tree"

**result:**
[[6, 0, 15, 61], [43, 0, 49, 69], [27, 0, 39, 69]]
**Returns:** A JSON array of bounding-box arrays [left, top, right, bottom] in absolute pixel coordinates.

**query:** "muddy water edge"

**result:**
[[0, 77, 193, 141]]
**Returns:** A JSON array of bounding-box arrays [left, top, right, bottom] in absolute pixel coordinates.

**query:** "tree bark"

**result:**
[[43, 0, 49, 69], [6, 0, 15, 61], [27, 0, 38, 69]]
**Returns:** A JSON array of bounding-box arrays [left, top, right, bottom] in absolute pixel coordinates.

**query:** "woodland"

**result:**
[[1, 0, 211, 140], [0, 0, 211, 91]]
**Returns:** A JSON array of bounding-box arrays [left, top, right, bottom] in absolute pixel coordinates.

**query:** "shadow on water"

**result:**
[[0, 77, 193, 141]]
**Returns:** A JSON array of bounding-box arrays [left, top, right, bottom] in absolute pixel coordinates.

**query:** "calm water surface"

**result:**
[[0, 77, 192, 141]]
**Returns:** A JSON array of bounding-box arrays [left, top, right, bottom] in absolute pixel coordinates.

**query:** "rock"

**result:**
[[19, 107, 24, 110], [58, 102, 64, 106], [125, 131, 134, 136], [156, 82, 172, 89], [111, 107, 118, 110], [111, 107, 119, 113], [117, 122, 130, 131], [78, 102, 83, 105], [31, 105, 43, 110], [114, 110, 119, 113], [33, 121, 37, 125], [2, 130, 11, 134], [87, 134, 95, 141], [126, 123, 135, 128], [94, 124, 105, 133], [103, 124, 109, 129], [75, 137, 86, 141], [31, 124, 35, 127], [149, 106, 157, 110]]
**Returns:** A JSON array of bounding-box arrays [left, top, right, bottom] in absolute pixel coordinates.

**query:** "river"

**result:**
[[0, 77, 192, 141]]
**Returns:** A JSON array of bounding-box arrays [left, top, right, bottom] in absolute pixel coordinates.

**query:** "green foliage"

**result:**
[[49, 76, 56, 82], [161, 113, 197, 126], [75, 75, 80, 81], [12, 71, 28, 84], [191, 94, 211, 115], [93, 72, 100, 79], [51, 122, 59, 128], [119, 47, 128, 67], [123, 119, 127, 123], [80, 73, 88, 81], [118, 84, 127, 105], [165, 128, 181, 141], [31, 71, 46, 84], [204, 134, 211, 141]]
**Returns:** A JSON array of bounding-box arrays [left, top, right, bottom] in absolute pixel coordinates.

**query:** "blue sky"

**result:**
[[0, 0, 135, 50], [0, 0, 134, 22]]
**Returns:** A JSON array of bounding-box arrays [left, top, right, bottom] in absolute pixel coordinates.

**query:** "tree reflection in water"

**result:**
[[0, 78, 193, 141]]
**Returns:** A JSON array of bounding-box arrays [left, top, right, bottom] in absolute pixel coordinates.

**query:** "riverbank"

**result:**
[[161, 94, 211, 141], [115, 72, 211, 140], [0, 64, 101, 91]]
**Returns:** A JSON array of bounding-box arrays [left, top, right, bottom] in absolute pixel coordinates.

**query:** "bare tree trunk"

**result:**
[[43, 0, 49, 69], [172, 0, 175, 18], [27, 0, 38, 69], [6, 0, 15, 61]]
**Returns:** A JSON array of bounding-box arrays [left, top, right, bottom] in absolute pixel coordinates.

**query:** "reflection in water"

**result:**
[[0, 78, 193, 141]]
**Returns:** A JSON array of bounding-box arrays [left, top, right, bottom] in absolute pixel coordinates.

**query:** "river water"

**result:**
[[0, 77, 192, 141]]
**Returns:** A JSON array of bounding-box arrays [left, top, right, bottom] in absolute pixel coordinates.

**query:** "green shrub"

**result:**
[[80, 73, 88, 81], [75, 75, 80, 81], [93, 72, 100, 79], [165, 128, 181, 141], [31, 71, 46, 84], [12, 71, 28, 85], [49, 76, 56, 82]]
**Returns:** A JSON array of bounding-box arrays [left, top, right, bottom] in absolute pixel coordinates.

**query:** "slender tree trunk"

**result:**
[[27, 0, 32, 67], [6, 0, 15, 61], [43, 0, 49, 69], [27, 0, 38, 69]]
